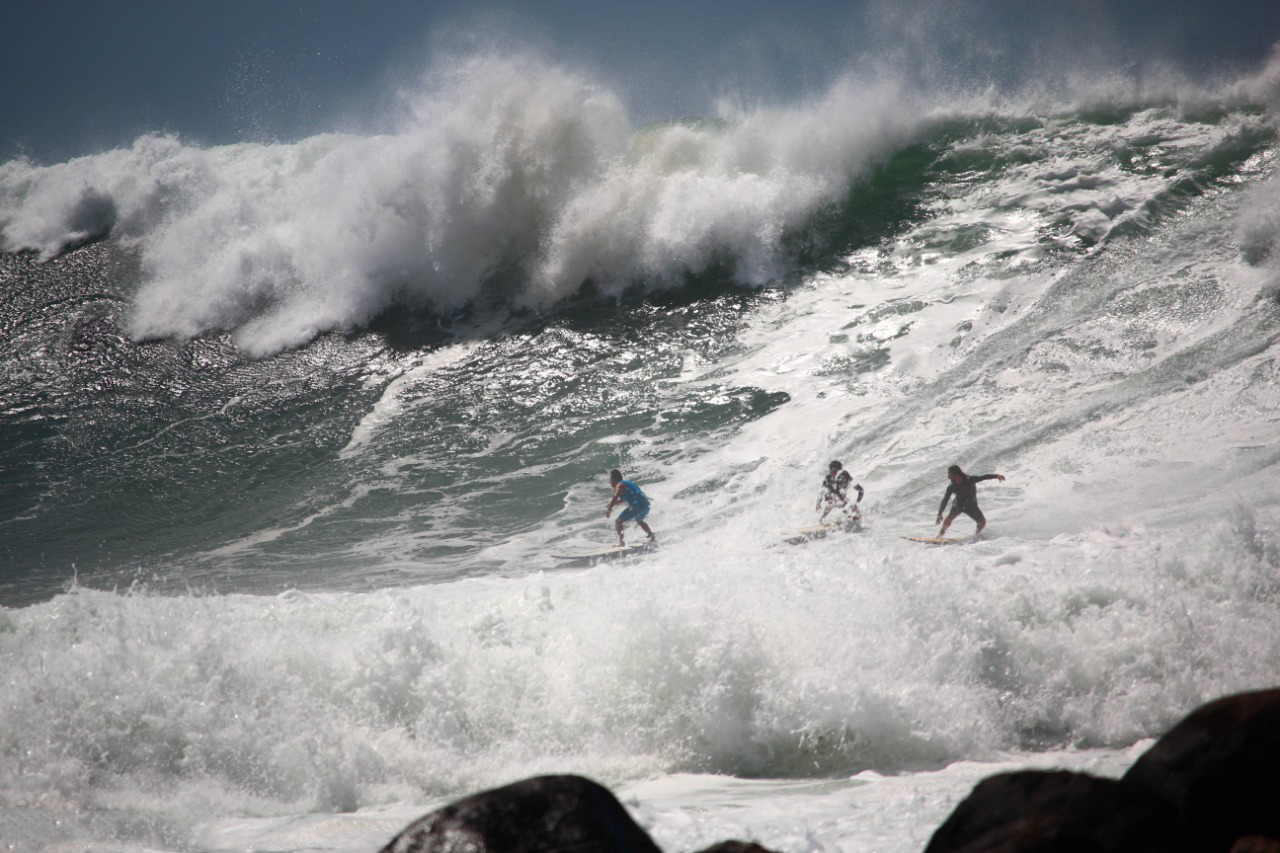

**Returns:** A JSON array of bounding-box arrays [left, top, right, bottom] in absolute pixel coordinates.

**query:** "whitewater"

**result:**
[[3, 49, 1280, 853]]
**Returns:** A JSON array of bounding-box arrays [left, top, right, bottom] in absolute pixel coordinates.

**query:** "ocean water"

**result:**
[[4, 47, 1280, 853]]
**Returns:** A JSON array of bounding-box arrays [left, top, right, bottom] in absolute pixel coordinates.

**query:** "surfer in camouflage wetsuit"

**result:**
[[937, 464, 1005, 537], [817, 460, 864, 524]]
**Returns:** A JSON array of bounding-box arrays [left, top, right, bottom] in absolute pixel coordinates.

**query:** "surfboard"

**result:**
[[902, 535, 969, 545], [551, 541, 657, 565], [783, 520, 862, 545]]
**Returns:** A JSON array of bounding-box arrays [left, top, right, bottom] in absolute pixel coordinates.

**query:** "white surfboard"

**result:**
[[551, 541, 657, 565], [783, 520, 862, 545]]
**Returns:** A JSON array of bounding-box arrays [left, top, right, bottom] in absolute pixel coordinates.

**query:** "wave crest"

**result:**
[[1, 56, 921, 355], [3, 50, 1275, 355]]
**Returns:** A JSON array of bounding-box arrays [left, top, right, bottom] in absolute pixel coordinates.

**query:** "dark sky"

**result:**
[[4, 0, 1278, 165]]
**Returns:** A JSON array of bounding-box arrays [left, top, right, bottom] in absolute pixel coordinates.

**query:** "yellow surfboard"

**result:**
[[902, 535, 969, 545]]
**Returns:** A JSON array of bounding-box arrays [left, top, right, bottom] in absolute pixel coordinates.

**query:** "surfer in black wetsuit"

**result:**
[[817, 460, 864, 524], [937, 465, 1005, 536]]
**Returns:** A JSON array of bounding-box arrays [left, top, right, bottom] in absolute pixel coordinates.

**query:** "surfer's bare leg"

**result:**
[[638, 521, 655, 540], [615, 518, 626, 546]]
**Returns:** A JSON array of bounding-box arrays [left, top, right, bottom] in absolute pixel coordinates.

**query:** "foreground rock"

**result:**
[[923, 769, 1179, 852], [1123, 687, 1280, 851], [378, 774, 779, 853], [378, 689, 1280, 853], [926, 687, 1280, 852], [379, 775, 663, 853]]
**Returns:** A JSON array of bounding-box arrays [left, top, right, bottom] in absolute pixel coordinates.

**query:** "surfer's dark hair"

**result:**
[[610, 469, 623, 480], [948, 465, 964, 477], [829, 460, 842, 470]]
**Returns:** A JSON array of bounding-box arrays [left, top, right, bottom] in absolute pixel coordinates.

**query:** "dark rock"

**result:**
[[377, 689, 1280, 853], [378, 774, 662, 853], [1230, 838, 1280, 853], [923, 769, 1180, 853], [1124, 688, 1280, 852]]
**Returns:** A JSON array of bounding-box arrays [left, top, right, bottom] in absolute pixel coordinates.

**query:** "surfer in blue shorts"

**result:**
[[606, 469, 656, 547], [937, 465, 1005, 537]]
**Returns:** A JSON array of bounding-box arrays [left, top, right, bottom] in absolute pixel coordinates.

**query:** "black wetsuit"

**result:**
[[938, 474, 1000, 523]]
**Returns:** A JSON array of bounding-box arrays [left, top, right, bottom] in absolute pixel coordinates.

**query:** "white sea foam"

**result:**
[[2, 512, 1277, 851], [0, 134, 211, 259], [1238, 166, 1280, 265]]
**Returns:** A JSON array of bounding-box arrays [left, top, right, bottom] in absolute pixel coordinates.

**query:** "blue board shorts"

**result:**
[[619, 501, 650, 523]]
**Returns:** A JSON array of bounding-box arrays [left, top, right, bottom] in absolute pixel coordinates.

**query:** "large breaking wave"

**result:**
[[1, 55, 923, 354], [9, 50, 1278, 356]]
